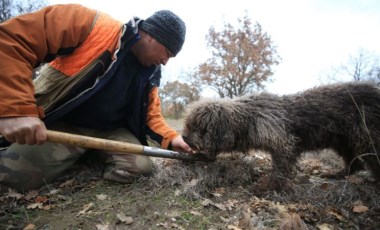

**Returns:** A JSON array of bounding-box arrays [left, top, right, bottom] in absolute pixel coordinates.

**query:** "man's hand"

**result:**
[[0, 117, 47, 145], [171, 135, 194, 154]]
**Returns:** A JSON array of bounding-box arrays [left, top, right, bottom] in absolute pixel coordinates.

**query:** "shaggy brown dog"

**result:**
[[182, 82, 380, 190]]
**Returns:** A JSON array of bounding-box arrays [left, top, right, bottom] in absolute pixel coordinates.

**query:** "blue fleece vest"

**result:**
[[60, 51, 142, 130]]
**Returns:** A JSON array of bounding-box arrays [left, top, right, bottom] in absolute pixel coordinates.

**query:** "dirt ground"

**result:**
[[1, 119, 379, 229]]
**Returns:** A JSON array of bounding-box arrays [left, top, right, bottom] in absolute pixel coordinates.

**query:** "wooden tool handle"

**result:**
[[46, 130, 205, 161], [46, 130, 144, 154]]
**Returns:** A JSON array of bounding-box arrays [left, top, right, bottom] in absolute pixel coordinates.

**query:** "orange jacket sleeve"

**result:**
[[146, 87, 179, 149], [0, 4, 96, 118]]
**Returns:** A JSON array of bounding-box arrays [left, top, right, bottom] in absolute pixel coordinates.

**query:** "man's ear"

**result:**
[[138, 30, 151, 41], [144, 32, 154, 42]]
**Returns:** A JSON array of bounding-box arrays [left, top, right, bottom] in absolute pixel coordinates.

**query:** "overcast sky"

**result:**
[[49, 0, 380, 96]]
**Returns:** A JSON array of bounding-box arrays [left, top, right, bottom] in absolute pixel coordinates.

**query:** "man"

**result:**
[[0, 4, 192, 191]]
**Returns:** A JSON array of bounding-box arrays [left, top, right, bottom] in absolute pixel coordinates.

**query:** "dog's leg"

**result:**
[[339, 146, 365, 174], [360, 145, 380, 182], [268, 150, 297, 191], [322, 146, 365, 179]]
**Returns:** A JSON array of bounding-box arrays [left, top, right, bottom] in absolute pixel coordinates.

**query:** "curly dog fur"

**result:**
[[182, 82, 380, 190]]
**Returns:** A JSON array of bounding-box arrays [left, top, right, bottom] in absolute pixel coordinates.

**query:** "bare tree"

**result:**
[[344, 49, 375, 82], [0, 0, 47, 22], [0, 0, 12, 21], [320, 49, 380, 85], [195, 14, 280, 98], [367, 66, 380, 85], [159, 80, 200, 119]]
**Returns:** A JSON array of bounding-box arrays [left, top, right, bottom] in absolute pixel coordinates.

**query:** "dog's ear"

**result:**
[[206, 102, 235, 151], [183, 100, 235, 154], [182, 100, 220, 150]]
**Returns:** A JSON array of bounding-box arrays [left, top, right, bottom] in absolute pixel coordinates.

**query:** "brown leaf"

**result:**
[[227, 225, 242, 230], [156, 222, 171, 228], [95, 224, 112, 230], [49, 189, 60, 195], [59, 179, 74, 188], [214, 187, 226, 194], [225, 199, 239, 210], [190, 211, 202, 216], [77, 202, 94, 217], [213, 202, 226, 211], [201, 199, 213, 207], [7, 189, 22, 200], [96, 194, 108, 200], [186, 178, 199, 187], [220, 216, 231, 223], [23, 223, 36, 230], [34, 196, 48, 203], [327, 207, 344, 221], [24, 190, 38, 200], [43, 205, 54, 210], [212, 192, 223, 198], [117, 213, 133, 224], [26, 202, 43, 210], [317, 223, 334, 230], [352, 205, 369, 213], [174, 189, 181, 196]]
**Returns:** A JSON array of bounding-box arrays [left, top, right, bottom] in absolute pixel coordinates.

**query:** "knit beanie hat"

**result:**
[[140, 10, 186, 56]]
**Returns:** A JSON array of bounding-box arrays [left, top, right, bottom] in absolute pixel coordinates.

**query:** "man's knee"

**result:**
[[103, 155, 153, 184], [0, 143, 83, 192]]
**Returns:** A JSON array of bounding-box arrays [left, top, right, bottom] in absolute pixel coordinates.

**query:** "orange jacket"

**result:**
[[0, 4, 178, 148]]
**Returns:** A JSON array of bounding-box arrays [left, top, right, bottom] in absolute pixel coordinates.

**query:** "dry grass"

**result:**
[[1, 148, 379, 229], [147, 147, 380, 229], [150, 150, 380, 205]]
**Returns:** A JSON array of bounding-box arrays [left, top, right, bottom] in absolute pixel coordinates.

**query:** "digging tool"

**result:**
[[46, 130, 206, 161]]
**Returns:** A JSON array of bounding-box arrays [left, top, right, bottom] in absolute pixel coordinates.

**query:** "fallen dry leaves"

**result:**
[[116, 213, 133, 224], [0, 149, 378, 229], [76, 202, 94, 217]]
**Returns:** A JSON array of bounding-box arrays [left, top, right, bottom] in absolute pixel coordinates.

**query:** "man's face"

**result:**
[[135, 34, 174, 67]]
